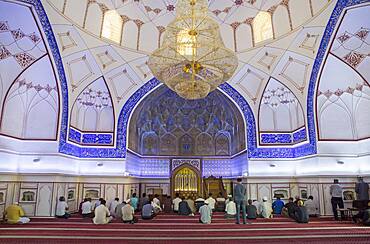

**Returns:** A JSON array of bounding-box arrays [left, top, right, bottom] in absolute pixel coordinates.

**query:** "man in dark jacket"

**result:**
[[294, 201, 309, 223], [234, 178, 247, 224], [355, 177, 369, 201], [178, 197, 192, 216]]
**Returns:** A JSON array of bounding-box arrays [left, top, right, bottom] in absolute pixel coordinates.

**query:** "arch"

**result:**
[[215, 132, 230, 156], [253, 11, 273, 44], [272, 5, 291, 38], [127, 85, 246, 156], [141, 131, 159, 155], [316, 54, 370, 140], [70, 76, 114, 133], [101, 10, 123, 44], [85, 3, 103, 35], [0, 55, 59, 140], [259, 77, 305, 133]]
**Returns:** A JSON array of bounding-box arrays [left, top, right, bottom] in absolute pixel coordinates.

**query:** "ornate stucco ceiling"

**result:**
[[42, 0, 335, 113], [1, 0, 369, 160]]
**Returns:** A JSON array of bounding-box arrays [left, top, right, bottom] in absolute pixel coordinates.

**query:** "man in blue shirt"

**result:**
[[141, 202, 155, 220], [234, 178, 248, 224], [272, 197, 285, 214]]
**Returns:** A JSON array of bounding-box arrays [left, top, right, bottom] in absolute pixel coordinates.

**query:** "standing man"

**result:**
[[234, 178, 247, 224], [355, 177, 369, 201], [330, 179, 344, 220]]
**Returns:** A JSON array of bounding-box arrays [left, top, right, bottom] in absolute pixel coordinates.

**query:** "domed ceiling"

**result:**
[[0, 0, 369, 159]]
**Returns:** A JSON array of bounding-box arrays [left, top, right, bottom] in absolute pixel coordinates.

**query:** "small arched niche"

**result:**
[[128, 85, 246, 156]]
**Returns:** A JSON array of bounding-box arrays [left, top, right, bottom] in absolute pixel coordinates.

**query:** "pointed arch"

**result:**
[[70, 76, 114, 133]]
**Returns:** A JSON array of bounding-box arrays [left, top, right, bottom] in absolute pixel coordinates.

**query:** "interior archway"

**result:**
[[128, 85, 246, 156]]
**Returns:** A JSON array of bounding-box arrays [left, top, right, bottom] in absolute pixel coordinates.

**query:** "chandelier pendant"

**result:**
[[148, 0, 238, 100]]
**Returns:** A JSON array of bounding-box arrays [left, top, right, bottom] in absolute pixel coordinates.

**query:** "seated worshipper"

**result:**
[[56, 196, 70, 219], [3, 202, 30, 224], [81, 198, 93, 218], [216, 192, 226, 212], [305, 196, 319, 217], [79, 198, 86, 215], [172, 193, 182, 213], [139, 193, 149, 211], [260, 197, 273, 218], [186, 197, 196, 214], [195, 196, 205, 211], [93, 200, 113, 224], [282, 197, 297, 219], [294, 196, 304, 206], [199, 201, 212, 224], [225, 197, 236, 219], [153, 194, 161, 209], [115, 200, 126, 219], [142, 202, 155, 220], [225, 195, 232, 205], [353, 202, 370, 225], [294, 201, 309, 223], [95, 198, 104, 209], [163, 195, 172, 213], [122, 199, 138, 224], [152, 198, 162, 214], [246, 199, 257, 220], [206, 193, 216, 211], [252, 200, 261, 216], [272, 197, 285, 215], [178, 197, 192, 216], [109, 197, 119, 216], [130, 193, 139, 211]]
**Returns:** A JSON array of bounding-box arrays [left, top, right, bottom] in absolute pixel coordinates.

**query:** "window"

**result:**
[[102, 10, 123, 44], [253, 11, 273, 43]]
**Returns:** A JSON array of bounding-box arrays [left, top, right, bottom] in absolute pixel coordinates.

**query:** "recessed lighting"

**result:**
[[269, 163, 276, 168], [33, 158, 40, 163], [337, 160, 344, 165], [97, 162, 104, 167]]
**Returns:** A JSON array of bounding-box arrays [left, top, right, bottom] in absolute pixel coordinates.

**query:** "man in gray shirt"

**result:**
[[234, 178, 248, 224], [330, 179, 344, 220]]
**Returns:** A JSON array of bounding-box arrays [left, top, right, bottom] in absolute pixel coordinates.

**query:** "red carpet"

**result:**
[[0, 213, 369, 243]]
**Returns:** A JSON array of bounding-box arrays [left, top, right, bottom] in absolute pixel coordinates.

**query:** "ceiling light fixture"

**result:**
[[148, 0, 238, 100]]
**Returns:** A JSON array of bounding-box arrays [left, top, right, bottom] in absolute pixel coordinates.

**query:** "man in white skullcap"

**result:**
[[3, 202, 30, 224], [260, 196, 273, 218]]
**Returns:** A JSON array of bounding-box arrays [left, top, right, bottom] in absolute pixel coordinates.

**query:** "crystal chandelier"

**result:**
[[148, 0, 238, 100]]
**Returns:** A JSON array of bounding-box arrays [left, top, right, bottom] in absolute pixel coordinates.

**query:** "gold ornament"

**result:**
[[148, 0, 238, 100]]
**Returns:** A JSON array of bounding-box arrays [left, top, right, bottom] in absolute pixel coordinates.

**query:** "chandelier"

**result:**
[[148, 0, 238, 100]]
